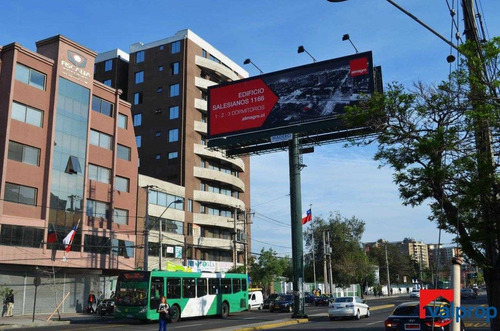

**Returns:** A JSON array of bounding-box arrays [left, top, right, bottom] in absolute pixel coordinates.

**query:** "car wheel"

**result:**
[[221, 302, 229, 319], [366, 309, 370, 318], [258, 304, 263, 310], [355, 310, 360, 320], [248, 304, 251, 310]]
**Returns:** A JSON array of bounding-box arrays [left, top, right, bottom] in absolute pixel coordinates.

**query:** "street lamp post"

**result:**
[[157, 199, 183, 271]]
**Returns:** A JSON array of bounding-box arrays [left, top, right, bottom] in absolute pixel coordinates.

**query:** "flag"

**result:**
[[47, 223, 57, 244], [62, 220, 80, 253], [301, 209, 312, 225]]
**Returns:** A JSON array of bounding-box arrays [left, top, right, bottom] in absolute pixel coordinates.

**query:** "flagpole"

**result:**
[[310, 205, 317, 291]]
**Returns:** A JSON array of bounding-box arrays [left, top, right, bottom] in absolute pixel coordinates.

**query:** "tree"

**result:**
[[346, 37, 500, 330], [248, 248, 287, 294]]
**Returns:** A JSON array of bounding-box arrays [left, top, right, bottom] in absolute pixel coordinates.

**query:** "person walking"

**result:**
[[5, 290, 14, 317], [96, 290, 103, 314], [87, 291, 96, 314], [157, 295, 170, 331]]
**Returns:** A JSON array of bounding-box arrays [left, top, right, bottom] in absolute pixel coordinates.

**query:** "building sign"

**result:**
[[60, 50, 91, 85], [187, 260, 234, 273]]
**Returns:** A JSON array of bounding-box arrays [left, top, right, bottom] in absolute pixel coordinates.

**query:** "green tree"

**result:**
[[248, 248, 286, 294], [346, 38, 500, 330]]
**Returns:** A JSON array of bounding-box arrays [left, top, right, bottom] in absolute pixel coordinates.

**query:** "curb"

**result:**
[[0, 321, 71, 330], [234, 318, 309, 331]]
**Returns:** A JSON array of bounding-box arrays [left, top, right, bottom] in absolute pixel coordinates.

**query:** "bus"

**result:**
[[114, 270, 248, 322]]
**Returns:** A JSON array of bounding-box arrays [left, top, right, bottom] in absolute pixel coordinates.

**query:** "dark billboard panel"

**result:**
[[208, 51, 374, 150]]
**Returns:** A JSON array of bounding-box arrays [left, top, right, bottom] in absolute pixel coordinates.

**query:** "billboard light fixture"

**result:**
[[297, 45, 317, 63], [243, 58, 264, 75], [342, 34, 359, 54]]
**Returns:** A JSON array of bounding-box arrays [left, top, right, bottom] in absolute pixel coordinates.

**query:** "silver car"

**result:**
[[328, 296, 370, 320]]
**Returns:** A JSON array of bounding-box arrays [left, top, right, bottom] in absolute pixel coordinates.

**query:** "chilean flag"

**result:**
[[47, 224, 57, 244], [301, 209, 312, 225], [62, 220, 79, 253]]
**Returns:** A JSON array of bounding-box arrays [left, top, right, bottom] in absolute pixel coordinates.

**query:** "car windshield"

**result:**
[[334, 297, 353, 303], [278, 295, 293, 301], [268, 293, 279, 299]]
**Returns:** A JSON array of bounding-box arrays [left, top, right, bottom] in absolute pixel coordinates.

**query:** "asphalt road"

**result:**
[[17, 294, 491, 331]]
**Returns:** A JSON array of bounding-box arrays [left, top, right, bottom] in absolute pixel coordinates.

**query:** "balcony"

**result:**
[[195, 77, 217, 91], [195, 55, 239, 82], [193, 213, 233, 229], [193, 167, 245, 192], [194, 143, 245, 172], [194, 236, 232, 249], [194, 98, 207, 113], [194, 121, 207, 134], [193, 190, 245, 209]]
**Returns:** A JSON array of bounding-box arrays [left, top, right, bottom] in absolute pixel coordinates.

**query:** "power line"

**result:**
[[252, 194, 290, 207], [253, 211, 291, 227]]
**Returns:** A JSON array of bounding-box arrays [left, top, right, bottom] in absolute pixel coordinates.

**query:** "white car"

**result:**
[[328, 296, 370, 320], [409, 288, 420, 298]]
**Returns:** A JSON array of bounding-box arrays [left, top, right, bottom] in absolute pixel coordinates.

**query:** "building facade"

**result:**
[[0, 35, 138, 314], [96, 30, 251, 270]]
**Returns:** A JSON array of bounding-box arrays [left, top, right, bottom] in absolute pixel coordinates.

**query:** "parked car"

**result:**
[[248, 290, 264, 310], [263, 293, 281, 309], [304, 293, 317, 305], [328, 296, 370, 320], [315, 294, 334, 306], [384, 301, 465, 330], [409, 288, 420, 298], [269, 294, 294, 312], [460, 288, 477, 299], [98, 299, 114, 316]]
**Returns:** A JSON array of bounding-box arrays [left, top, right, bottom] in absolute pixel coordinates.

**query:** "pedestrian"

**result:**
[[157, 295, 170, 331], [87, 291, 96, 314], [5, 290, 14, 317], [110, 291, 115, 299], [96, 290, 103, 313]]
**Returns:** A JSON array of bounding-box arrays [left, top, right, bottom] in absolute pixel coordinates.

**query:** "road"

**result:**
[[17, 294, 491, 331]]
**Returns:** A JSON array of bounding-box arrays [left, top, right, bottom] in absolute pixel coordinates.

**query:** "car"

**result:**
[[315, 294, 334, 306], [98, 299, 114, 316], [248, 290, 264, 310], [384, 301, 465, 330], [460, 288, 477, 299], [328, 296, 370, 320], [304, 293, 317, 305], [409, 288, 420, 298], [263, 293, 281, 309], [269, 294, 294, 312]]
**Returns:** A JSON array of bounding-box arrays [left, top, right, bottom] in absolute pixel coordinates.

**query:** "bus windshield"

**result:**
[[115, 271, 150, 306]]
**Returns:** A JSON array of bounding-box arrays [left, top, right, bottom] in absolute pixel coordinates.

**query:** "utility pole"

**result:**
[[311, 232, 316, 290], [233, 207, 238, 269], [385, 244, 391, 296], [327, 232, 334, 295], [323, 231, 327, 294], [143, 186, 150, 271]]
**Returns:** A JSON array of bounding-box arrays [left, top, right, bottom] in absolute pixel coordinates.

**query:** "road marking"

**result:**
[[370, 304, 395, 311], [366, 320, 384, 325], [176, 323, 203, 328], [244, 317, 257, 319]]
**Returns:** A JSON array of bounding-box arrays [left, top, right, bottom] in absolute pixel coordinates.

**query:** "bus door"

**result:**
[[150, 277, 164, 311]]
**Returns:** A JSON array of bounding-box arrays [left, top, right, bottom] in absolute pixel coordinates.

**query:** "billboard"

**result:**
[[208, 51, 375, 152]]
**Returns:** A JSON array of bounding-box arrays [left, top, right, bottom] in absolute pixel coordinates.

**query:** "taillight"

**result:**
[[384, 320, 399, 328], [425, 318, 452, 327]]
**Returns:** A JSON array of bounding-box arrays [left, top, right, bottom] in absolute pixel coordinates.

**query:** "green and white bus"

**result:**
[[114, 270, 248, 322]]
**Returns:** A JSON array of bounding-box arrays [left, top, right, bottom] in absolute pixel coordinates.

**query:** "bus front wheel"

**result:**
[[221, 302, 229, 319], [170, 304, 180, 323]]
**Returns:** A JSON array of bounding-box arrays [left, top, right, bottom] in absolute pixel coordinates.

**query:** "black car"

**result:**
[[263, 293, 280, 309], [385, 301, 464, 331], [304, 293, 317, 305], [98, 299, 115, 316], [269, 294, 294, 312], [315, 294, 334, 306]]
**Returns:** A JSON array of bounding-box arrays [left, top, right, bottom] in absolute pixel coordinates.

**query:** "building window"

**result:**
[[171, 41, 181, 54], [209, 55, 221, 64], [148, 190, 184, 210], [114, 176, 130, 192], [170, 84, 180, 97], [136, 51, 145, 63], [91, 95, 114, 117], [86, 199, 110, 219], [90, 130, 113, 150], [168, 151, 178, 159], [11, 102, 43, 127], [118, 113, 128, 129], [135, 135, 142, 148], [84, 235, 110, 254], [103, 79, 112, 87], [104, 59, 113, 71], [8, 141, 40, 166], [15, 63, 46, 90], [0, 225, 44, 248], [202, 49, 207, 58], [133, 113, 142, 127], [155, 154, 161, 160], [155, 131, 161, 137], [135, 71, 144, 84], [169, 106, 179, 120], [113, 208, 128, 225], [188, 199, 193, 212], [157, 87, 163, 93], [133, 92, 143, 105], [112, 239, 134, 257], [117, 144, 131, 161], [158, 65, 164, 72], [168, 129, 179, 142], [4, 183, 37, 206], [201, 114, 207, 123], [88, 164, 111, 184], [171, 62, 179, 75]]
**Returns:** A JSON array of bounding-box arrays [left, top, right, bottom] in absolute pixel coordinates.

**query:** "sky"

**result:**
[[2, 0, 499, 256]]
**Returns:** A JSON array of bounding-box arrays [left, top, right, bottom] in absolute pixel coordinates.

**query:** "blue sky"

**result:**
[[2, 0, 499, 256]]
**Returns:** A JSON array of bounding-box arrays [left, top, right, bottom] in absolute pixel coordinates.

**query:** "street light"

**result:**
[[156, 199, 183, 271], [243, 58, 264, 75], [342, 34, 359, 54], [297, 45, 317, 62]]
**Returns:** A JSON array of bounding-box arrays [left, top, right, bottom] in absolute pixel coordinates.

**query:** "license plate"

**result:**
[[404, 324, 421, 330], [126, 314, 133, 318]]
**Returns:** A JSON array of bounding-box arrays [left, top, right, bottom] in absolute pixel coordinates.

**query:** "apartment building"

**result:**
[[0, 35, 139, 314]]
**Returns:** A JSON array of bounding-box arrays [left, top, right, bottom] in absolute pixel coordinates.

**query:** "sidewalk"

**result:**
[[0, 312, 113, 330]]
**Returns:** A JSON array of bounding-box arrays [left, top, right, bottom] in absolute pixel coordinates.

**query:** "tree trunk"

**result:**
[[483, 264, 500, 330]]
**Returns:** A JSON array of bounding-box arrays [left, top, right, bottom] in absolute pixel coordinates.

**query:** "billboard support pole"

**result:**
[[289, 134, 307, 318]]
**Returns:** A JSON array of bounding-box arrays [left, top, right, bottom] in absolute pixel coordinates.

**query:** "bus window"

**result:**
[[221, 278, 232, 294], [242, 278, 247, 291], [197, 278, 207, 297], [232, 278, 241, 293], [209, 278, 219, 295], [167, 278, 181, 299], [150, 277, 164, 310], [183, 278, 195, 298]]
